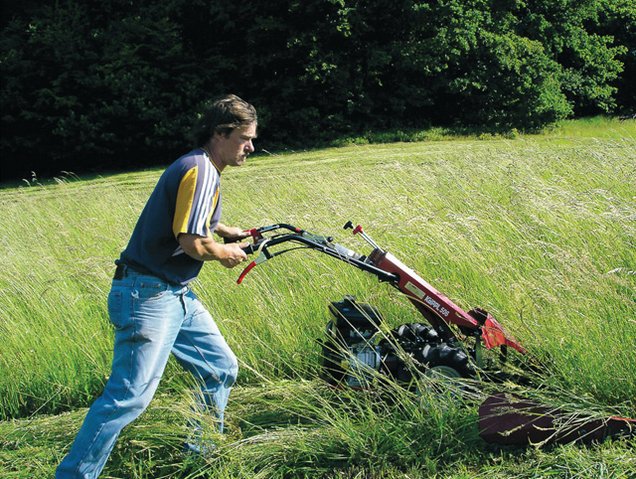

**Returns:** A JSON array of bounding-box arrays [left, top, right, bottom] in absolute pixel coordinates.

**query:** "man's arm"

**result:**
[[178, 233, 247, 268]]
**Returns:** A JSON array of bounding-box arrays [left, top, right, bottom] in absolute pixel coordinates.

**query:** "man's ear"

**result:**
[[213, 129, 232, 140]]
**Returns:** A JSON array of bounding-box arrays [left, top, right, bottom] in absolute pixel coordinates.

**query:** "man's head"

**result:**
[[195, 94, 257, 147], [195, 94, 258, 171]]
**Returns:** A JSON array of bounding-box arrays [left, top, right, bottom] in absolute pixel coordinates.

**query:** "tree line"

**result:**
[[1, 0, 634, 180]]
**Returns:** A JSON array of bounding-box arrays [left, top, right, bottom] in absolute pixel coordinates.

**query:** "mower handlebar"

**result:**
[[240, 243, 260, 255], [235, 222, 398, 284], [224, 224, 303, 246]]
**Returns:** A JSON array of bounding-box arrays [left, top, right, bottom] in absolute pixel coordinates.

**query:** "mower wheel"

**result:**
[[416, 343, 474, 378], [394, 323, 440, 344]]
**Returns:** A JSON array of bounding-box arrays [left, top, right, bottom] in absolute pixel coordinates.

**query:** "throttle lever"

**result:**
[[343, 220, 382, 251], [237, 237, 270, 284], [237, 261, 258, 284]]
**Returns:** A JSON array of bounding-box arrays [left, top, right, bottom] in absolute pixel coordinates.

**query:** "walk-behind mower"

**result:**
[[236, 221, 526, 387], [235, 221, 636, 445]]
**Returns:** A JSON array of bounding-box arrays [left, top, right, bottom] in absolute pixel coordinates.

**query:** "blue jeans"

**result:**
[[56, 270, 238, 479]]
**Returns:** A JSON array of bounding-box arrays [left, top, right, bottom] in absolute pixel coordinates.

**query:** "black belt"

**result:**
[[113, 263, 128, 280], [113, 263, 173, 284], [113, 263, 151, 280]]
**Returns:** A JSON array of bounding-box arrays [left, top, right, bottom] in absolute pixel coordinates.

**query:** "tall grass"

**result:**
[[1, 119, 635, 477]]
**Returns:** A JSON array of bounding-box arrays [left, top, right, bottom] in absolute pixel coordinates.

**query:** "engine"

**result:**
[[321, 296, 474, 387]]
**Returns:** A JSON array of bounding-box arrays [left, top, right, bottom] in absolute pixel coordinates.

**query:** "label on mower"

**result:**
[[405, 281, 450, 318], [404, 281, 426, 299]]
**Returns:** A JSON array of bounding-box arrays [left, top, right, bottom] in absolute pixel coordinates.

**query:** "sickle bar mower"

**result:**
[[235, 222, 636, 445], [237, 221, 525, 386]]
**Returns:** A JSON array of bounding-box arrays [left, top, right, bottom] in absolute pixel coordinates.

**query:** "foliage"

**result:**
[[0, 0, 633, 179], [1, 1, 204, 178], [595, 0, 636, 113], [516, 0, 628, 115]]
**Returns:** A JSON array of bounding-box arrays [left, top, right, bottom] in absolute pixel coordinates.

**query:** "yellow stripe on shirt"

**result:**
[[172, 166, 198, 238]]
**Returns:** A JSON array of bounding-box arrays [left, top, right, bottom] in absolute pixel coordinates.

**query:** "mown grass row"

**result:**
[[2, 380, 635, 478]]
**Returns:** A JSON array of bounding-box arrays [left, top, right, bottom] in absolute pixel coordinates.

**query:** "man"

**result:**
[[56, 94, 257, 479]]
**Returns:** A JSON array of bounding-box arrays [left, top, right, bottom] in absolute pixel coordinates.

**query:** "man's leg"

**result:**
[[56, 278, 186, 479], [172, 290, 238, 436]]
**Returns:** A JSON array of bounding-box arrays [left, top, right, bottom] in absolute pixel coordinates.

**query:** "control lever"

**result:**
[[344, 220, 382, 250]]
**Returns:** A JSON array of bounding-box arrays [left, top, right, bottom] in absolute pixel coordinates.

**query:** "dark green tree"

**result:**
[[595, 0, 636, 112], [1, 0, 632, 180], [1, 1, 204, 178]]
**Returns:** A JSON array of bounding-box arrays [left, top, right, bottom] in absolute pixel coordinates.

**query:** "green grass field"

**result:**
[[1, 118, 635, 478]]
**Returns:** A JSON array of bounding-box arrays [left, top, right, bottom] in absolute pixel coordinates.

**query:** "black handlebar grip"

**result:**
[[344, 220, 354, 230], [241, 243, 259, 255]]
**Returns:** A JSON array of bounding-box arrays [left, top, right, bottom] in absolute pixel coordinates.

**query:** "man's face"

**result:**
[[213, 123, 257, 170]]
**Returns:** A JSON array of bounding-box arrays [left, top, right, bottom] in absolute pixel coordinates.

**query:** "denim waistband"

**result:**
[[113, 263, 188, 293]]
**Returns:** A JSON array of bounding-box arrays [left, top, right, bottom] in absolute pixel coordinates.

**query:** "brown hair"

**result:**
[[194, 94, 257, 146]]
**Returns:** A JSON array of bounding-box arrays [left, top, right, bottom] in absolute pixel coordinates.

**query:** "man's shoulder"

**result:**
[[159, 149, 208, 185], [170, 149, 207, 172]]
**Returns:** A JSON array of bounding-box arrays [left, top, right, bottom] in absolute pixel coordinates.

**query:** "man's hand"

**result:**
[[219, 243, 249, 268], [178, 233, 248, 267], [215, 223, 250, 243]]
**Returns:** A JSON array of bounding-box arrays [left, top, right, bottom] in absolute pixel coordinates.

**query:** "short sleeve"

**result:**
[[172, 157, 220, 238]]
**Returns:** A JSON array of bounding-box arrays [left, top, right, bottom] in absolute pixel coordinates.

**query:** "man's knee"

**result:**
[[132, 389, 155, 412], [95, 385, 155, 427]]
